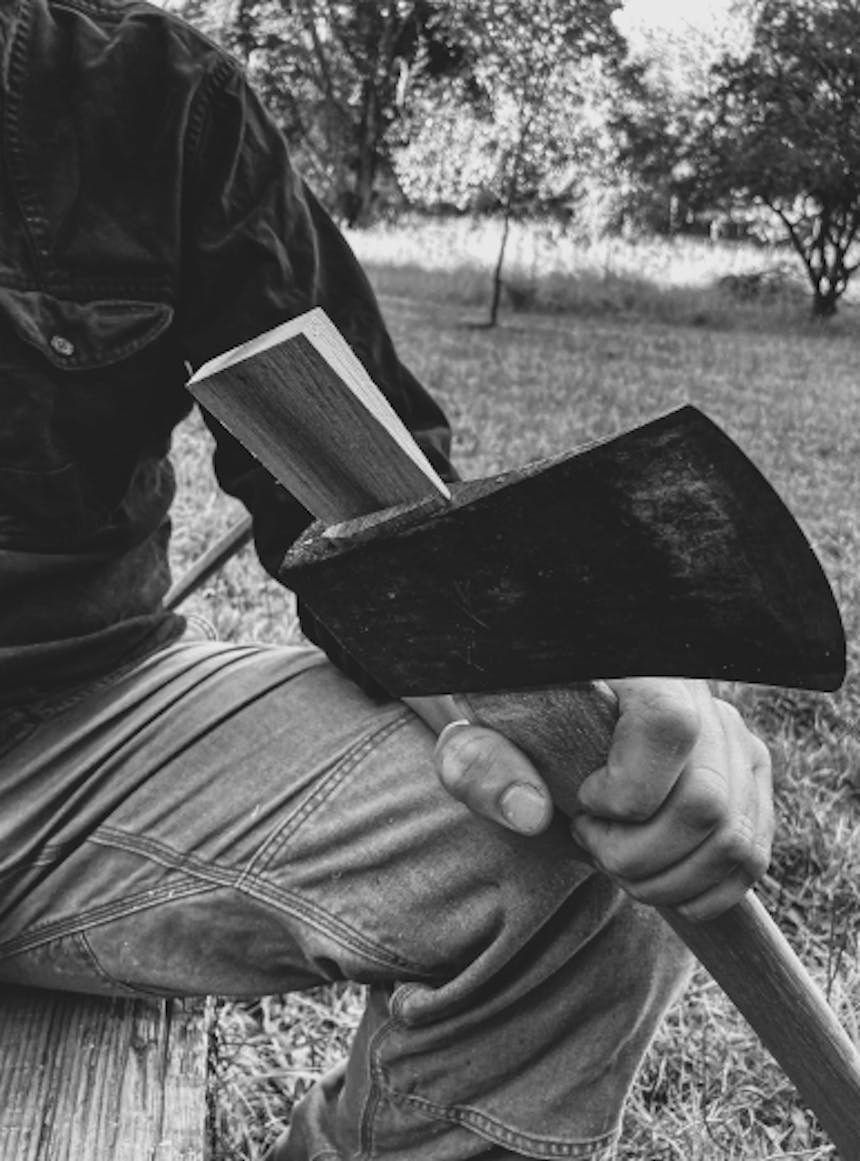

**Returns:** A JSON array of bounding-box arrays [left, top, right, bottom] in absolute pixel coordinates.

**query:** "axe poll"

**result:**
[[186, 308, 860, 1157]]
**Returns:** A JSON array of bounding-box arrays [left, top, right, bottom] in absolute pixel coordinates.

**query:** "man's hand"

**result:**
[[433, 678, 773, 922]]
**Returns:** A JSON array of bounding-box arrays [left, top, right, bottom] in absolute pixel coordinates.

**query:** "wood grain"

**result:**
[[0, 986, 209, 1161], [188, 310, 449, 523]]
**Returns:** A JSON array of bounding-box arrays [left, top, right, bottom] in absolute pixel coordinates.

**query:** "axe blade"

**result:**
[[281, 406, 846, 696]]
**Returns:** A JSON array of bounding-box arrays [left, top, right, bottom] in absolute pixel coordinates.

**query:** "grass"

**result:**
[[168, 223, 860, 1160]]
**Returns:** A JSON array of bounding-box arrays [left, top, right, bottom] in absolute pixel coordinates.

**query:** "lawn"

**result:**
[[168, 224, 860, 1160]]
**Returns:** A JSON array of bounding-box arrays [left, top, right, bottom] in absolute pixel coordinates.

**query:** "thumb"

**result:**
[[434, 722, 553, 835]]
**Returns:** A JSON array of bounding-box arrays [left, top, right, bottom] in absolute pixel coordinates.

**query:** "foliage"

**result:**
[[611, 6, 753, 236], [696, 0, 860, 315], [397, 0, 624, 212], [167, 0, 468, 225], [395, 0, 625, 323], [166, 0, 630, 253], [396, 57, 620, 221]]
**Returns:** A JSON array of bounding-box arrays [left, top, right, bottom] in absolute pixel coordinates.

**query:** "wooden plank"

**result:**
[[0, 986, 209, 1161]]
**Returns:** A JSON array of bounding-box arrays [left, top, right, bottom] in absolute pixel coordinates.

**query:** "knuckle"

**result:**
[[600, 772, 662, 821], [677, 770, 727, 831], [713, 817, 771, 883], [640, 687, 701, 754], [596, 843, 625, 878], [716, 816, 757, 864], [438, 731, 495, 791], [752, 734, 772, 773], [436, 733, 482, 789], [715, 698, 743, 729], [744, 831, 773, 881], [616, 791, 661, 824], [748, 844, 772, 883]]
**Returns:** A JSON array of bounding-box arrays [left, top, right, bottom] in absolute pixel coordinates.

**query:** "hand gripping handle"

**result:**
[[406, 685, 860, 1161]]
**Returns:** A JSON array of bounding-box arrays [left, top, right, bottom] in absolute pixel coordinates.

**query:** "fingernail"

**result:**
[[500, 784, 549, 834]]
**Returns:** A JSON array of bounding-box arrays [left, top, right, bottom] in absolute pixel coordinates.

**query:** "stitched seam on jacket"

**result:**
[[53, 0, 131, 20], [5, 0, 45, 277], [0, 272, 176, 298]]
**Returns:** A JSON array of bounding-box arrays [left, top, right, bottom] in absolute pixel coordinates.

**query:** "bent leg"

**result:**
[[0, 640, 692, 1159]]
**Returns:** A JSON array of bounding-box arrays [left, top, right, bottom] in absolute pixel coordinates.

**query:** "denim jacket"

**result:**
[[0, 0, 453, 706]]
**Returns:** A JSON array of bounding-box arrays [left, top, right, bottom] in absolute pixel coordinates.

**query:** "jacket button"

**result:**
[[50, 334, 76, 357]]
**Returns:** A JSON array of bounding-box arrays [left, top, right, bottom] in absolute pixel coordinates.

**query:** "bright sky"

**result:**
[[617, 0, 732, 32]]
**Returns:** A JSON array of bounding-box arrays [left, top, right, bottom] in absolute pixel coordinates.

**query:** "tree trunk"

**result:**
[[488, 208, 513, 327], [350, 154, 378, 228], [812, 288, 839, 318]]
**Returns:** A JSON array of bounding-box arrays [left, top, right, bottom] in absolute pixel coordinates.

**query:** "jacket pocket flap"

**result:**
[[0, 288, 173, 370]]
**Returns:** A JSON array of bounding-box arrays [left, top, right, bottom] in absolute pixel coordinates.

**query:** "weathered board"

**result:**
[[0, 986, 210, 1161]]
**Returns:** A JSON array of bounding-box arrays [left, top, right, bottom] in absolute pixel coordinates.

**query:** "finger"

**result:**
[[434, 723, 553, 835], [673, 740, 773, 923], [748, 728, 774, 862], [573, 696, 737, 879], [662, 744, 772, 922], [673, 877, 758, 923], [581, 736, 773, 913], [577, 678, 702, 822], [608, 812, 765, 912]]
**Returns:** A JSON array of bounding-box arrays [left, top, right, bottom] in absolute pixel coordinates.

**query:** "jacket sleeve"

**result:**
[[179, 59, 456, 695]]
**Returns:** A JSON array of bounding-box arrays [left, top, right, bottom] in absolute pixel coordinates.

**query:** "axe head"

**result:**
[[280, 406, 845, 696]]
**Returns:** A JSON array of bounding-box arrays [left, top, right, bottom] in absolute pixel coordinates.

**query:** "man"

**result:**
[[0, 1, 772, 1158]]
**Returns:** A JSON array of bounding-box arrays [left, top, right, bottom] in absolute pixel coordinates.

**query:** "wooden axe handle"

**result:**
[[406, 687, 860, 1160]]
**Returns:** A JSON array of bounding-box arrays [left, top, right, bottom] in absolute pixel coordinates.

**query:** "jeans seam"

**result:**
[[92, 826, 241, 882], [0, 878, 212, 959], [77, 930, 141, 996], [364, 1008, 619, 1161], [238, 711, 411, 886], [239, 875, 437, 976], [89, 826, 437, 977], [360, 1061, 384, 1160], [380, 1088, 619, 1158]]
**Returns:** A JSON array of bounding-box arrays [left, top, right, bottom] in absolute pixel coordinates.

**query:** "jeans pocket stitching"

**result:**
[[234, 874, 437, 978], [237, 711, 410, 887]]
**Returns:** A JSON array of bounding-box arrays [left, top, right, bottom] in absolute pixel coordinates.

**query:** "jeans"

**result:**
[[0, 639, 692, 1160]]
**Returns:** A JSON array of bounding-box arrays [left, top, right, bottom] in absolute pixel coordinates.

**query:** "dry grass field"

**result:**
[[168, 222, 860, 1160]]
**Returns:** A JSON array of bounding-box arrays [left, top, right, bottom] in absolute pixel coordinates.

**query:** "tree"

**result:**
[[397, 0, 625, 325], [611, 5, 753, 235], [699, 0, 860, 315], [167, 0, 469, 225]]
